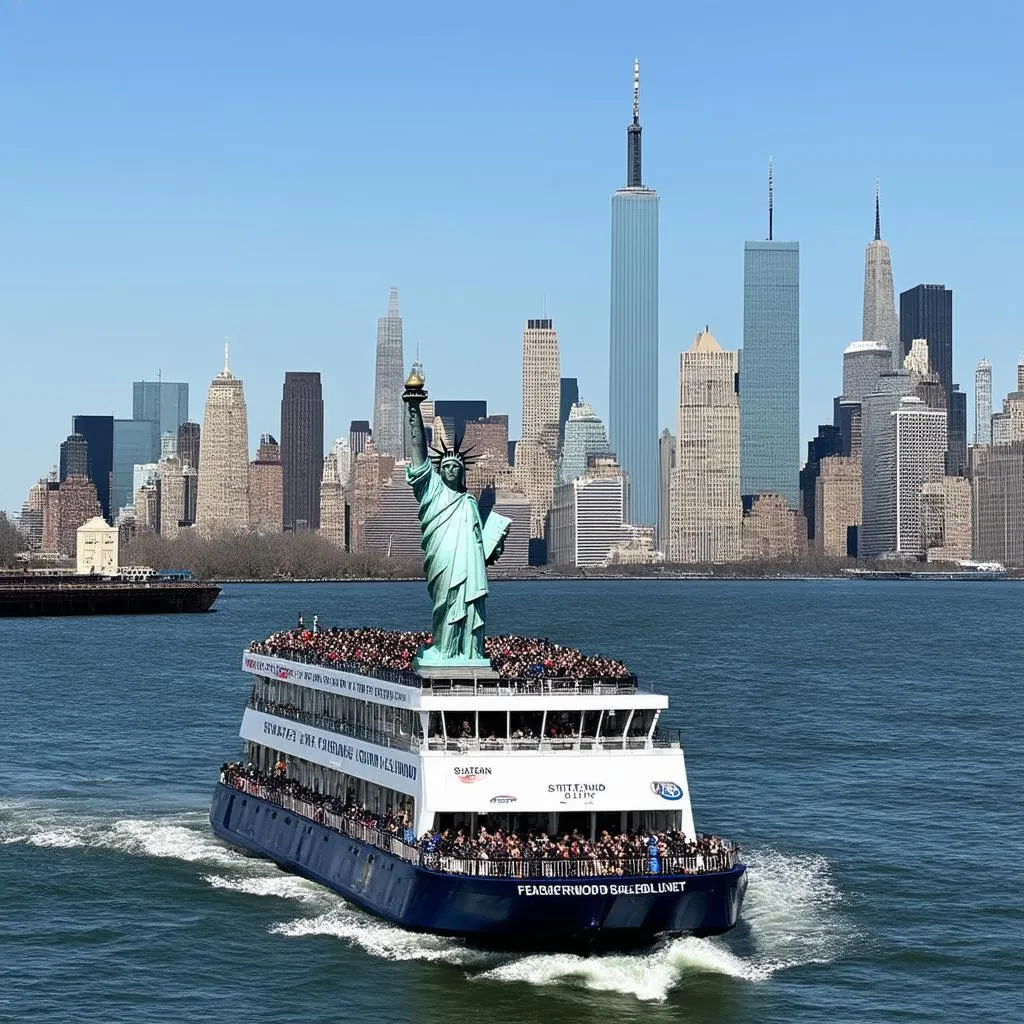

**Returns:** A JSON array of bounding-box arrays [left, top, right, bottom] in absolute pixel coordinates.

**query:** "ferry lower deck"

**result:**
[[210, 775, 746, 952]]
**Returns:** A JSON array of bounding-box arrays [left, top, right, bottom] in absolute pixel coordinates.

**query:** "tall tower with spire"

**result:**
[[195, 344, 251, 535], [609, 59, 659, 527], [739, 159, 800, 507], [372, 287, 406, 459], [861, 181, 899, 365]]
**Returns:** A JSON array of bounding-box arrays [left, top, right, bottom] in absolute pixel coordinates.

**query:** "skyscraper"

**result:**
[[891, 397, 948, 556], [558, 401, 613, 485], [433, 401, 488, 440], [515, 318, 561, 536], [669, 329, 741, 564], [249, 434, 283, 533], [843, 341, 893, 403], [975, 359, 993, 445], [59, 433, 89, 481], [132, 381, 189, 439], [372, 288, 406, 458], [609, 59, 659, 527], [71, 415, 114, 521], [861, 183, 899, 366], [859, 370, 914, 556], [280, 371, 324, 530], [177, 421, 201, 470], [900, 284, 953, 396], [319, 452, 346, 549], [112, 418, 160, 514], [195, 347, 250, 535], [740, 162, 800, 506], [349, 420, 371, 460], [558, 378, 579, 448]]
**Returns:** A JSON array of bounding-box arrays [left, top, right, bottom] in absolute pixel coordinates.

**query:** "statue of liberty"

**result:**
[[402, 366, 510, 669]]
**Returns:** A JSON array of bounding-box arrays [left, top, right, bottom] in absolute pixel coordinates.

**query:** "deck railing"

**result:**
[[248, 699, 680, 754], [423, 730, 682, 753], [247, 647, 642, 694], [223, 775, 739, 879]]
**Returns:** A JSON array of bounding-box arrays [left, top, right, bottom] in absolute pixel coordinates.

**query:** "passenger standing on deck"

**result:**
[[297, 612, 304, 629], [313, 614, 319, 633]]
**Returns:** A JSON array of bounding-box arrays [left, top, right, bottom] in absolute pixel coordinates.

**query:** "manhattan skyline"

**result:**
[[2, 1, 1022, 513]]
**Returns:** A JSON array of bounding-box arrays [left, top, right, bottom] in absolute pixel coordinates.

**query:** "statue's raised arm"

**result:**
[[402, 367, 510, 671], [403, 367, 428, 468]]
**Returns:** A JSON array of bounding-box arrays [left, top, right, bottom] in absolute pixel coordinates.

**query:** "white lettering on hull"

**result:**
[[515, 882, 687, 896]]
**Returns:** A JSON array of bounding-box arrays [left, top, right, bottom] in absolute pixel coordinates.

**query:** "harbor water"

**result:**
[[1, 580, 1021, 1023]]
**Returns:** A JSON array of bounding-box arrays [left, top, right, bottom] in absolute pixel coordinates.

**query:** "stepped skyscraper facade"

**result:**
[[195, 347, 250, 535], [372, 287, 406, 459], [514, 318, 561, 536], [739, 162, 800, 506], [669, 329, 741, 563], [609, 60, 659, 527], [861, 183, 899, 365]]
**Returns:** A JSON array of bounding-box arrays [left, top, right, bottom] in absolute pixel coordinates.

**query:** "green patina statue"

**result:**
[[403, 367, 510, 669]]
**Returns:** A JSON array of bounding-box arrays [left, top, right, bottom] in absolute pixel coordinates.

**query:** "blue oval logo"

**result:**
[[651, 781, 684, 801]]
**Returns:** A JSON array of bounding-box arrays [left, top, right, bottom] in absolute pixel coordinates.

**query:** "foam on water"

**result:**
[[466, 845, 853, 1001], [259, 844, 854, 1002], [0, 801, 253, 873], [270, 903, 495, 968], [203, 874, 325, 902]]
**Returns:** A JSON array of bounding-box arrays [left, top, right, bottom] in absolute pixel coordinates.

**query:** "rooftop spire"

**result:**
[[768, 156, 774, 241], [632, 57, 640, 125], [874, 178, 881, 241], [626, 59, 643, 187], [224, 338, 230, 372]]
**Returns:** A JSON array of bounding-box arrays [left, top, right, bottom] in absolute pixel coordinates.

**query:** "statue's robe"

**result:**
[[406, 460, 509, 663]]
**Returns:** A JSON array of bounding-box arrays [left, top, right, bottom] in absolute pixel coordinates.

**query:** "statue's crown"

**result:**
[[429, 433, 477, 468]]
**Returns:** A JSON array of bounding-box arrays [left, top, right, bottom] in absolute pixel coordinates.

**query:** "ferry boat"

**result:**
[[209, 629, 747, 952]]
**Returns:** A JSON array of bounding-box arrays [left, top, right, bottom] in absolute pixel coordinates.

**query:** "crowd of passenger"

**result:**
[[248, 623, 632, 681], [424, 823, 729, 868], [220, 763, 735, 875]]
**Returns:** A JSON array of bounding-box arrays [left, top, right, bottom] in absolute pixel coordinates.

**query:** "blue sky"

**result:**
[[2, 0, 1022, 513]]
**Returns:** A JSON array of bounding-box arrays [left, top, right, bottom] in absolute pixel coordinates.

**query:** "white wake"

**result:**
[[2, 801, 853, 1001]]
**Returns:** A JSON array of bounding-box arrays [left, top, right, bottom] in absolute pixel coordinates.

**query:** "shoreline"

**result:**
[[209, 572, 1023, 584]]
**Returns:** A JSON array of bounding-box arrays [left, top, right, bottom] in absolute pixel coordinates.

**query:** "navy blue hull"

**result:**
[[209, 784, 747, 952]]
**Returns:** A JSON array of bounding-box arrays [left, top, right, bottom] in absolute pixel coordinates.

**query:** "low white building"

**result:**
[[76, 516, 119, 575]]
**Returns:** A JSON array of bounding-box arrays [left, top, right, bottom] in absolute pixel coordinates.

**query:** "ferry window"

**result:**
[[427, 711, 445, 742], [444, 711, 473, 740], [510, 711, 542, 742], [478, 711, 506, 745], [602, 709, 627, 737], [546, 711, 579, 740], [580, 710, 601, 739], [629, 709, 656, 738]]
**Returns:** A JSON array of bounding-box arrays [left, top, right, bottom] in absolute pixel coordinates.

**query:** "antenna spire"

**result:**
[[224, 338, 230, 373], [874, 178, 881, 241], [768, 156, 774, 241], [626, 59, 643, 187], [632, 58, 640, 125]]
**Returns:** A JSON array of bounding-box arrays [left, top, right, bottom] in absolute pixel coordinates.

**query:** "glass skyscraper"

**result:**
[[609, 60, 659, 527], [740, 240, 800, 506], [71, 414, 114, 521], [113, 418, 161, 515], [132, 381, 189, 438]]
